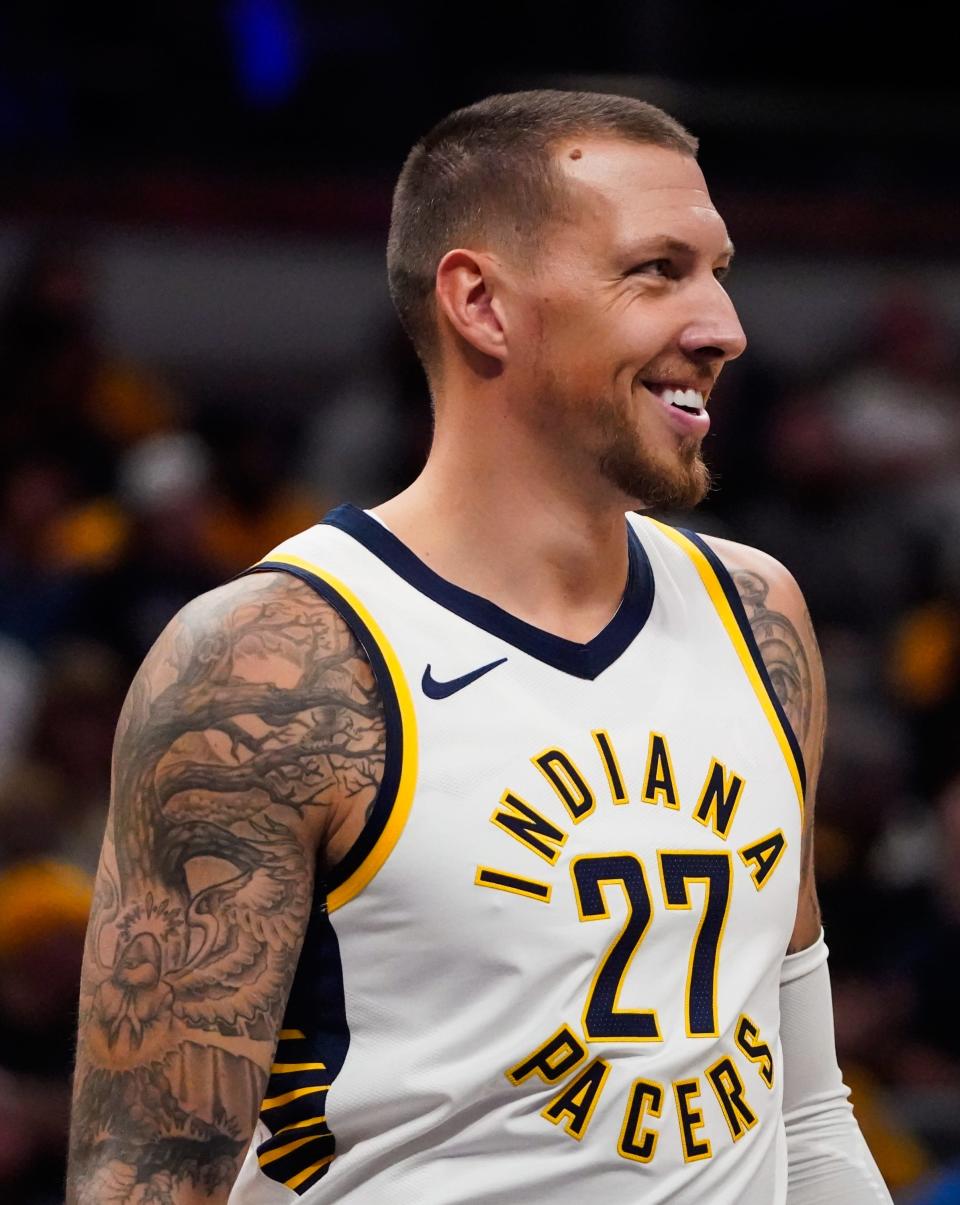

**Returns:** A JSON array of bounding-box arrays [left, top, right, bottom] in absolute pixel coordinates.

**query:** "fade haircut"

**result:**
[[387, 89, 698, 372]]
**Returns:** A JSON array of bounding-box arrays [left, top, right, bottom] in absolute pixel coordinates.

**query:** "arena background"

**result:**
[[1, 5, 958, 1200]]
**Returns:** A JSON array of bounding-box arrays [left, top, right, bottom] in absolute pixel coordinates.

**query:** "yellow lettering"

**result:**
[[506, 1025, 586, 1085], [673, 1077, 712, 1162], [541, 1058, 611, 1140], [491, 790, 568, 864], [534, 748, 596, 822], [641, 732, 680, 809], [693, 759, 745, 839], [618, 1079, 663, 1163]]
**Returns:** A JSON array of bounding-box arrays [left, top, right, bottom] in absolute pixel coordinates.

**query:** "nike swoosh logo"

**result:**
[[422, 657, 508, 699]]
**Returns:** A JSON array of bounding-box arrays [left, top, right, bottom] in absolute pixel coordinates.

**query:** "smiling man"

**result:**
[[69, 91, 891, 1204]]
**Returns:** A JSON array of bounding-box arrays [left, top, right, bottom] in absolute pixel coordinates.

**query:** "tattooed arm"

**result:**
[[695, 540, 889, 1199], [702, 537, 827, 954], [68, 572, 384, 1205]]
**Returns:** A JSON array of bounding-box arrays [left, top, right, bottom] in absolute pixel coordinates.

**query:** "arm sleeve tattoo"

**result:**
[[68, 572, 385, 1204], [731, 569, 813, 745], [731, 567, 826, 951]]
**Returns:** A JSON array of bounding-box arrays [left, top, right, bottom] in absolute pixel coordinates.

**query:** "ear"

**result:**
[[434, 248, 509, 366]]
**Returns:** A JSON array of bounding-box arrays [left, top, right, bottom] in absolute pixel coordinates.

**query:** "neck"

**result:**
[[373, 392, 635, 643]]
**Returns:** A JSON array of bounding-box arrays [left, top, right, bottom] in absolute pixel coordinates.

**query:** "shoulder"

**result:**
[[642, 518, 806, 624], [698, 533, 825, 773], [699, 534, 811, 656], [698, 534, 805, 618], [131, 570, 376, 758], [117, 569, 385, 860], [171, 568, 354, 651], [143, 569, 371, 695]]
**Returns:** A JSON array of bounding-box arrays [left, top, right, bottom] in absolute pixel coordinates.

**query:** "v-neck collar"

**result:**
[[321, 504, 655, 681]]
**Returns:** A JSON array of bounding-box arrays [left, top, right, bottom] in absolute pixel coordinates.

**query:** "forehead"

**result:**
[[551, 137, 730, 255]]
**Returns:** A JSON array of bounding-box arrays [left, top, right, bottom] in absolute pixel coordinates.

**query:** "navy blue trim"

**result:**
[[677, 529, 807, 799], [320, 504, 654, 681], [242, 561, 404, 894], [255, 869, 346, 1193]]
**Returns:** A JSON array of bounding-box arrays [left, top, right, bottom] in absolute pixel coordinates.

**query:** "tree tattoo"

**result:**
[[68, 572, 385, 1204]]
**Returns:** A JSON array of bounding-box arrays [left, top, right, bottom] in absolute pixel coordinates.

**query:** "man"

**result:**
[[69, 90, 891, 1203]]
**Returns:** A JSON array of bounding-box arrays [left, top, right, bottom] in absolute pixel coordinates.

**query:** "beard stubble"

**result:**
[[591, 380, 712, 510], [528, 360, 712, 511]]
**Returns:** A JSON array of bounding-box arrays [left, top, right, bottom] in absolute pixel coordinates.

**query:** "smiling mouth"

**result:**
[[642, 382, 706, 415]]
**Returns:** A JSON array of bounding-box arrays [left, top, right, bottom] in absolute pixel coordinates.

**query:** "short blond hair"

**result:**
[[387, 89, 697, 371]]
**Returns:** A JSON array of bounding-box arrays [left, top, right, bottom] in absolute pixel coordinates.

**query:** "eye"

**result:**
[[714, 264, 732, 283], [629, 259, 675, 279]]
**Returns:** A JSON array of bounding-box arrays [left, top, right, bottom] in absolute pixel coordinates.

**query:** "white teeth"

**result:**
[[658, 386, 705, 412]]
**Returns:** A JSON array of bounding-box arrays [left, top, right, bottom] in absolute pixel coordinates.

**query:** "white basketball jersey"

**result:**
[[228, 504, 805, 1205]]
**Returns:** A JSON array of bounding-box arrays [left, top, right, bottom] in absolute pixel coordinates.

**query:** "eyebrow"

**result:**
[[626, 236, 736, 261]]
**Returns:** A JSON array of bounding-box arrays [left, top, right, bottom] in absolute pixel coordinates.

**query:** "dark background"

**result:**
[[1, 4, 958, 1201]]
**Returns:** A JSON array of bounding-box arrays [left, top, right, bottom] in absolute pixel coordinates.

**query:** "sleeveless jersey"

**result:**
[[228, 504, 805, 1205]]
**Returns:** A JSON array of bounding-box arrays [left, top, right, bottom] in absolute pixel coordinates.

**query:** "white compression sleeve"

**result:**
[[780, 932, 892, 1203]]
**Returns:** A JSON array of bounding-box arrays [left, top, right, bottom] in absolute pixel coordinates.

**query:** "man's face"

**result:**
[[509, 138, 746, 510]]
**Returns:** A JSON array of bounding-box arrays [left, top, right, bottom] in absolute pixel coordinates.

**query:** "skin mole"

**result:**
[[569, 147, 583, 160]]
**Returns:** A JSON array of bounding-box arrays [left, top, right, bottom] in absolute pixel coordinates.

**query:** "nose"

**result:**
[[678, 282, 747, 365]]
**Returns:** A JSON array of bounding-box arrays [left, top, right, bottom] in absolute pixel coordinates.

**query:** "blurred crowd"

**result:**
[[0, 239, 958, 1201]]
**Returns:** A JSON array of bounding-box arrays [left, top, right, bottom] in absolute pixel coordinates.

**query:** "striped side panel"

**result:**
[[251, 853, 350, 1194], [256, 1029, 336, 1194]]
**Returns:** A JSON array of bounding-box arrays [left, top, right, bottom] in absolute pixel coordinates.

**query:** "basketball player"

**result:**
[[69, 91, 892, 1203]]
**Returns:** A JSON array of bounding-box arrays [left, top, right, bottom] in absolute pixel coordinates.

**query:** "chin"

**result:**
[[601, 440, 711, 512]]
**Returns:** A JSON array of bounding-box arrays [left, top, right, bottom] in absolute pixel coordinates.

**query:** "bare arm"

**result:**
[[68, 571, 384, 1204], [707, 542, 891, 1198], [703, 536, 827, 953]]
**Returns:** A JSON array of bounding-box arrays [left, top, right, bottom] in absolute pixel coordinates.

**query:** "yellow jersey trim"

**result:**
[[645, 520, 804, 817], [261, 1083, 329, 1110], [253, 550, 419, 912], [287, 1155, 335, 1191]]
